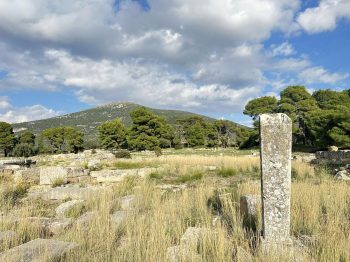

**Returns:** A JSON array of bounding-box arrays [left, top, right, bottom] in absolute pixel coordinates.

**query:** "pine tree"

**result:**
[[0, 122, 17, 157]]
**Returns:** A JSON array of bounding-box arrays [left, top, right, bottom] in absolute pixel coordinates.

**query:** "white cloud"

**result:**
[[298, 0, 350, 33], [0, 0, 348, 120], [0, 96, 11, 109], [299, 66, 349, 84], [0, 97, 60, 123], [43, 50, 260, 112], [271, 42, 295, 56]]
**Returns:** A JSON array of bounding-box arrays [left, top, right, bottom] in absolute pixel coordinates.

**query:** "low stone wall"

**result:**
[[314, 150, 350, 165]]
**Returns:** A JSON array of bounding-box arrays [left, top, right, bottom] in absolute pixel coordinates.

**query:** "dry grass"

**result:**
[[0, 153, 349, 261]]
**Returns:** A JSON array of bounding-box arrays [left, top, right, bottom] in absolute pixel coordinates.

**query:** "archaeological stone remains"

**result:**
[[260, 113, 292, 244]]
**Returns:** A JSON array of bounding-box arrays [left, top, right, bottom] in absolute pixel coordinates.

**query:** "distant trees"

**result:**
[[19, 131, 35, 145], [12, 143, 37, 157], [243, 86, 350, 148], [0, 122, 17, 157], [175, 116, 249, 148], [41, 127, 84, 154], [98, 119, 127, 150], [128, 107, 173, 150], [13, 131, 37, 157]]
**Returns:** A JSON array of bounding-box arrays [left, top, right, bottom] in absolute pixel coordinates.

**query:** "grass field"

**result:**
[[0, 149, 349, 261]]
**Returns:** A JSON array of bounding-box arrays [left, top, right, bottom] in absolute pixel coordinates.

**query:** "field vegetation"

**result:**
[[0, 150, 349, 261]]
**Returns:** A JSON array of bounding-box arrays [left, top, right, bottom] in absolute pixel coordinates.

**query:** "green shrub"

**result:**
[[65, 203, 86, 218], [113, 162, 147, 169], [12, 143, 37, 157], [52, 178, 65, 188], [149, 172, 164, 180], [217, 167, 238, 177], [0, 184, 28, 206], [176, 171, 203, 183], [174, 144, 183, 150], [114, 150, 131, 159], [154, 146, 162, 157]]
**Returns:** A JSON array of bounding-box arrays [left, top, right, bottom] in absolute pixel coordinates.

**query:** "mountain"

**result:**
[[12, 102, 247, 140]]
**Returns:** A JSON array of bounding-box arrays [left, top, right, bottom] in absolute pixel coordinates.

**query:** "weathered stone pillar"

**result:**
[[260, 113, 292, 244]]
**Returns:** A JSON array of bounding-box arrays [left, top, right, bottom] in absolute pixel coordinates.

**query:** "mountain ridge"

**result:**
[[12, 102, 247, 140]]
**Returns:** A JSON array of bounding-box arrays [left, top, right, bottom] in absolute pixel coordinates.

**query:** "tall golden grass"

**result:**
[[0, 154, 349, 261]]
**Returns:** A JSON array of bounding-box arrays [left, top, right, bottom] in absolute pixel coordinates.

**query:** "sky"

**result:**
[[0, 0, 349, 126]]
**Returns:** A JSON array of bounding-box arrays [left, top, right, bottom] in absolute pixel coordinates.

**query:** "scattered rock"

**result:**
[[335, 170, 350, 180], [41, 186, 104, 200], [39, 166, 85, 185], [240, 194, 260, 217], [166, 227, 215, 261], [328, 145, 338, 152], [75, 212, 97, 228], [156, 184, 187, 193], [0, 238, 78, 262], [0, 231, 16, 245], [87, 159, 102, 170], [111, 211, 129, 226], [56, 200, 85, 218], [204, 165, 217, 171], [14, 168, 40, 184], [166, 245, 201, 262], [21, 217, 73, 236], [180, 227, 204, 251], [119, 195, 136, 211]]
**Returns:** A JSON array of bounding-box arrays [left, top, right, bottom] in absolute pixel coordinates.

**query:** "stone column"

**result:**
[[260, 113, 292, 244]]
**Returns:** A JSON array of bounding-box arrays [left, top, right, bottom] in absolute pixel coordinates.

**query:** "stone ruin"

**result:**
[[314, 150, 350, 165], [241, 114, 310, 259], [260, 113, 292, 245]]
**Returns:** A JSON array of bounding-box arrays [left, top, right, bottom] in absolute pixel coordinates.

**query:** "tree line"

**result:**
[[243, 86, 350, 148], [0, 106, 250, 157]]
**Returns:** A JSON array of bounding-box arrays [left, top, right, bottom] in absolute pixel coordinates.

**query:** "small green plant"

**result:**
[[0, 183, 28, 207], [82, 161, 89, 169], [217, 167, 238, 177], [51, 177, 65, 188], [113, 161, 150, 170], [154, 146, 162, 157], [176, 171, 203, 183], [65, 203, 86, 218], [114, 150, 131, 159], [149, 172, 164, 180]]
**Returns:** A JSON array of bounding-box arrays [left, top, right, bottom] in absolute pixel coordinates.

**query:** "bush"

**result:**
[[0, 184, 28, 206], [149, 172, 164, 180], [176, 171, 203, 183], [12, 143, 37, 157], [52, 178, 65, 188], [114, 150, 131, 159], [65, 203, 86, 218], [217, 167, 238, 177], [174, 144, 183, 150], [154, 146, 162, 157]]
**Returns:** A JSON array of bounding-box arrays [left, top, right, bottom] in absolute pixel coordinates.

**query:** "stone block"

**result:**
[[260, 113, 292, 244], [41, 186, 103, 200], [0, 238, 78, 262], [56, 200, 85, 218], [0, 231, 16, 246], [14, 168, 40, 184], [240, 194, 260, 217], [39, 167, 85, 185]]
